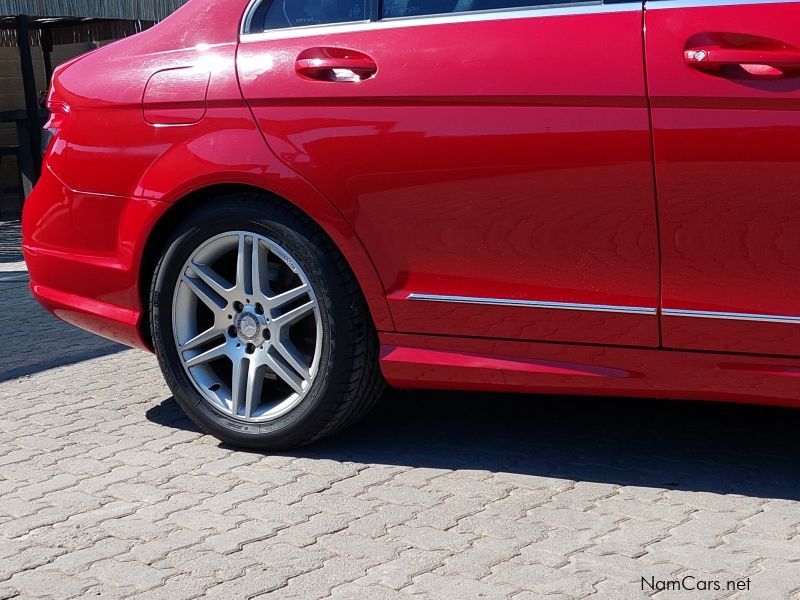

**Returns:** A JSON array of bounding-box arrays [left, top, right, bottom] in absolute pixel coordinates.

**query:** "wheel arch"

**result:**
[[137, 182, 394, 348]]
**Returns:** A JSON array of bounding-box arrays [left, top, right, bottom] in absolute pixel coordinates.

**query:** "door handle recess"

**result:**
[[685, 46, 800, 76], [296, 48, 377, 82]]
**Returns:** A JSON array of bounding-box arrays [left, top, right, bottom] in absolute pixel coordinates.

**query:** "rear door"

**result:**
[[238, 0, 661, 347], [646, 0, 800, 355]]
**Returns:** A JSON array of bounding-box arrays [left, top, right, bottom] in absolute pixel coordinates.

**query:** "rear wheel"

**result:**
[[150, 194, 385, 450]]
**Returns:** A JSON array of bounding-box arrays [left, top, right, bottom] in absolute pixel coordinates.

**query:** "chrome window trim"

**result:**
[[647, 0, 800, 9], [240, 1, 638, 42], [379, 1, 600, 23], [242, 0, 258, 34], [240, 0, 373, 36], [662, 308, 800, 325], [241, 0, 800, 40], [407, 294, 657, 315]]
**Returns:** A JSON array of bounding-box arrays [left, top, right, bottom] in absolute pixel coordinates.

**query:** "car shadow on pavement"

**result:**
[[146, 390, 800, 501], [0, 269, 128, 382], [0, 293, 128, 381], [2, 216, 127, 382]]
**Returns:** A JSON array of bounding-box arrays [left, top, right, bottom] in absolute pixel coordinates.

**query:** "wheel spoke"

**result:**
[[231, 355, 268, 418], [274, 300, 315, 327], [182, 274, 226, 311], [252, 238, 269, 298], [269, 284, 310, 311], [185, 340, 229, 368], [245, 360, 266, 419], [273, 336, 311, 381], [190, 262, 232, 300], [235, 234, 252, 296], [179, 326, 224, 353], [264, 352, 305, 394], [230, 355, 246, 417]]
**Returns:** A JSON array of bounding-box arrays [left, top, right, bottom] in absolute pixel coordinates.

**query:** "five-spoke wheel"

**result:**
[[151, 195, 384, 449], [173, 231, 322, 422]]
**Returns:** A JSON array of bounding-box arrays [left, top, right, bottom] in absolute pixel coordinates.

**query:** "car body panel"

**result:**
[[23, 166, 169, 349], [20, 0, 800, 410], [646, 0, 800, 356], [23, 0, 393, 343], [380, 332, 800, 407], [237, 5, 662, 347]]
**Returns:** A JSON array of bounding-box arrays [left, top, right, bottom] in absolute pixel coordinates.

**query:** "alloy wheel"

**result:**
[[171, 231, 323, 423]]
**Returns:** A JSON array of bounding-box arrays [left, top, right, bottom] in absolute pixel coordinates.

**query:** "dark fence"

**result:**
[[0, 0, 188, 21], [0, 18, 154, 46], [0, 0, 191, 218]]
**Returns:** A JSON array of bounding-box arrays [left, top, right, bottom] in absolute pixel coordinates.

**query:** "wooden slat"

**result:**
[[0, 0, 188, 21], [0, 20, 156, 47]]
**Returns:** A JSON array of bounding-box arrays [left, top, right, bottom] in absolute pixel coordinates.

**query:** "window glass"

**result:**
[[383, 0, 568, 19], [261, 0, 371, 30]]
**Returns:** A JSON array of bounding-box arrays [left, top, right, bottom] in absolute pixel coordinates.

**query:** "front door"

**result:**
[[646, 0, 800, 355]]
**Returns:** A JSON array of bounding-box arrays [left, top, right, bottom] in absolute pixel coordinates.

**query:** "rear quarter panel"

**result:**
[[30, 0, 393, 340]]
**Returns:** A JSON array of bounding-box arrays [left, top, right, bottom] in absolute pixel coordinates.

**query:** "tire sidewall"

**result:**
[[151, 203, 351, 448]]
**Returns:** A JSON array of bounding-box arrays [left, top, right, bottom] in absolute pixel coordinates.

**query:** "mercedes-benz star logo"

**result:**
[[237, 314, 259, 341]]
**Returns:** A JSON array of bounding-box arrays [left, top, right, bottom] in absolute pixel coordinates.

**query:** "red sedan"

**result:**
[[22, 0, 800, 449]]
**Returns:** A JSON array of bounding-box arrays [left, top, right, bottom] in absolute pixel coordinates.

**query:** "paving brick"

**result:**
[[518, 528, 596, 568], [76, 558, 177, 592], [642, 542, 759, 574], [438, 535, 520, 579], [254, 556, 372, 599], [387, 524, 476, 553], [486, 561, 599, 597], [327, 581, 413, 600], [406, 572, 517, 599], [356, 549, 450, 590], [0, 545, 66, 581], [48, 537, 133, 575], [2, 247, 800, 600], [202, 519, 283, 554], [4, 568, 96, 599], [741, 559, 800, 599], [153, 548, 261, 581], [166, 508, 244, 532], [739, 502, 800, 539], [130, 574, 217, 600], [317, 531, 407, 564]]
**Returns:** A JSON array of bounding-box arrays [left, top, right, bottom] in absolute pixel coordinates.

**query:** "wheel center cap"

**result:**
[[235, 312, 264, 344]]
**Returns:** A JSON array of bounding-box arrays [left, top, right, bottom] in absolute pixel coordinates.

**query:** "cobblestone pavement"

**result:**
[[1, 221, 800, 599]]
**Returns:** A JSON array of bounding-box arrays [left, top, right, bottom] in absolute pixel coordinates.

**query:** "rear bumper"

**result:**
[[22, 165, 170, 350]]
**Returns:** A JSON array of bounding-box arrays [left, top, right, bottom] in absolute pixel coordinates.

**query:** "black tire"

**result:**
[[150, 193, 385, 450]]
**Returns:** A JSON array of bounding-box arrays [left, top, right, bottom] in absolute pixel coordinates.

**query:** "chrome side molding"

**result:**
[[662, 308, 800, 325], [647, 0, 800, 10], [407, 294, 800, 324], [406, 293, 657, 315]]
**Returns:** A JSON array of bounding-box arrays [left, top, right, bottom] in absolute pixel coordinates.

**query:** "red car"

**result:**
[[22, 0, 800, 449]]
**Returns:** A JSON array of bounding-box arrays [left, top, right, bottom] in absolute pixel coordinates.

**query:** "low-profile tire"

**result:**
[[150, 193, 385, 450]]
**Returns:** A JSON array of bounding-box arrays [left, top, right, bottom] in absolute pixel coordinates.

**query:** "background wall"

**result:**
[[0, 41, 94, 201], [0, 0, 191, 218], [0, 1, 187, 21], [0, 41, 95, 216]]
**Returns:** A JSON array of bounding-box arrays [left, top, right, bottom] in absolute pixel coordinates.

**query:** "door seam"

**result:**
[[641, 0, 665, 349]]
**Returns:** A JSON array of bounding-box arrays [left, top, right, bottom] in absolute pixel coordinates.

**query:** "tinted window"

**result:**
[[261, 0, 370, 30], [383, 0, 567, 18]]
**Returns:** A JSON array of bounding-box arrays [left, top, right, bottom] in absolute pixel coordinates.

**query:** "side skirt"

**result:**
[[379, 333, 800, 408]]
